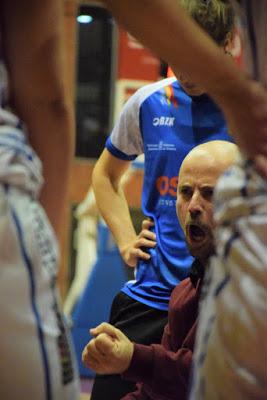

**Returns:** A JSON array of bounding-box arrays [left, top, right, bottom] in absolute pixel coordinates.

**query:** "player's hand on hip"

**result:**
[[82, 322, 134, 374], [120, 219, 156, 267]]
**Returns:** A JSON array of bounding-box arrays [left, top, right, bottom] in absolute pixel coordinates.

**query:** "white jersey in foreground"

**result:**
[[190, 155, 267, 399], [0, 111, 79, 400]]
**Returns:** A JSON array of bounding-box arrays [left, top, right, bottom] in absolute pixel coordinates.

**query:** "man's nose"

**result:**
[[189, 208, 202, 219], [188, 194, 202, 219]]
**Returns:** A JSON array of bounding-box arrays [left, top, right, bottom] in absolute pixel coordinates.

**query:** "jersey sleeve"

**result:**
[[122, 324, 196, 400], [105, 88, 144, 161]]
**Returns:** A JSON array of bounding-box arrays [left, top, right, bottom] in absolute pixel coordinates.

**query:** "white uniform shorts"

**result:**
[[0, 124, 79, 399], [0, 185, 79, 399]]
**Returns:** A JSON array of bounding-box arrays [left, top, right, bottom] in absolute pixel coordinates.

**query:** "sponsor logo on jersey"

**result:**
[[156, 175, 178, 197], [163, 84, 179, 108], [147, 141, 176, 151], [155, 175, 178, 207], [153, 116, 175, 127]]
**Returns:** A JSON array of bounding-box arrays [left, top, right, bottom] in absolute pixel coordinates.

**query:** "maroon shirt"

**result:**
[[122, 260, 203, 400]]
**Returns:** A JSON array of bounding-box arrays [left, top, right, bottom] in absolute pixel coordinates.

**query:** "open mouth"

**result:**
[[187, 224, 207, 243]]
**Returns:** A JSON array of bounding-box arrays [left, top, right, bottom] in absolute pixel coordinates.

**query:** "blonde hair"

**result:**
[[180, 0, 235, 45]]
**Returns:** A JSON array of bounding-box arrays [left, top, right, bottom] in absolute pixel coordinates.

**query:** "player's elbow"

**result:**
[[39, 90, 72, 120], [92, 155, 112, 189], [92, 160, 103, 192]]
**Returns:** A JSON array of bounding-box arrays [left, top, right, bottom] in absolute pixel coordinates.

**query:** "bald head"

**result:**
[[180, 140, 238, 180], [177, 140, 238, 263]]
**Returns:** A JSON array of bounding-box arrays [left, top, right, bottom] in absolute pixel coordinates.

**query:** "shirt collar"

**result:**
[[189, 259, 205, 287]]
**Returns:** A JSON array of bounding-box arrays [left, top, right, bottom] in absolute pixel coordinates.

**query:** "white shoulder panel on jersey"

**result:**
[[110, 77, 176, 156]]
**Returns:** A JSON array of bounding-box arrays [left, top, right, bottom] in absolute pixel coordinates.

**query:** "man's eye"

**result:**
[[180, 187, 192, 198], [202, 188, 214, 199]]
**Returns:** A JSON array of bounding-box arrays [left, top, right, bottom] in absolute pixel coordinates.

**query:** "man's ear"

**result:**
[[223, 31, 234, 55]]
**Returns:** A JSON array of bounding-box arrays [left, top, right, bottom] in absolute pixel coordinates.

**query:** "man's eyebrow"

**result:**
[[200, 184, 214, 188], [179, 182, 191, 187], [178, 183, 192, 191]]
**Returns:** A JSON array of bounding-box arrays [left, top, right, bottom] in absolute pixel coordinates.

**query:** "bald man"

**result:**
[[82, 140, 238, 400]]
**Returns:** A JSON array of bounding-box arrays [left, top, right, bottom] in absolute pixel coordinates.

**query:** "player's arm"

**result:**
[[103, 0, 242, 94], [92, 150, 155, 267], [0, 0, 74, 238]]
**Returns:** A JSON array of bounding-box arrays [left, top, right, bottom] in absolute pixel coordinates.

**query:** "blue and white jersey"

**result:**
[[190, 156, 267, 400], [106, 77, 233, 310]]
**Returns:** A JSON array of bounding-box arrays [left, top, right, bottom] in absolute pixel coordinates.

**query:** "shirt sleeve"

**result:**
[[106, 88, 144, 160], [122, 322, 197, 400]]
